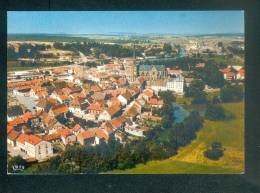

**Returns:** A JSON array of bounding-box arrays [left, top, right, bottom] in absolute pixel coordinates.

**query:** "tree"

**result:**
[[203, 62, 224, 88], [220, 84, 244, 102], [163, 43, 172, 53], [205, 104, 226, 120], [186, 79, 205, 97], [183, 111, 203, 132], [158, 90, 176, 103], [192, 91, 207, 104], [204, 142, 224, 160]]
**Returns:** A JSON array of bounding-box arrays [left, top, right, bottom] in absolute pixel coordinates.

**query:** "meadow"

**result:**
[[107, 102, 244, 174]]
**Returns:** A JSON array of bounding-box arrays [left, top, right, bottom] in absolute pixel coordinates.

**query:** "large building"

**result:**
[[124, 59, 137, 82], [138, 64, 167, 80], [147, 75, 185, 95]]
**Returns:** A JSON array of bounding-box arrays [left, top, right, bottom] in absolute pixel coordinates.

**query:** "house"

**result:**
[[110, 118, 124, 130], [59, 127, 77, 145], [27, 116, 42, 129], [51, 104, 69, 116], [58, 95, 71, 105], [195, 63, 205, 68], [220, 68, 236, 80], [7, 130, 21, 147], [16, 134, 53, 160], [98, 105, 122, 121], [236, 68, 245, 80], [125, 122, 149, 137], [87, 102, 103, 116], [106, 97, 121, 108], [148, 98, 164, 108], [62, 87, 72, 95], [141, 112, 162, 122], [114, 130, 127, 144], [13, 86, 31, 97], [117, 90, 133, 106], [72, 124, 83, 136], [45, 121, 64, 134], [91, 92, 106, 102], [77, 128, 109, 146], [42, 133, 62, 143], [167, 68, 183, 76], [36, 98, 55, 113], [141, 89, 154, 101], [7, 106, 24, 121], [40, 112, 56, 128], [220, 66, 244, 80]]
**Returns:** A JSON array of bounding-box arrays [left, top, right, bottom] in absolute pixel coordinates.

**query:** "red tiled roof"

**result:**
[[59, 95, 70, 101], [78, 129, 96, 139], [88, 102, 103, 111], [107, 105, 121, 117], [62, 88, 72, 95], [60, 128, 73, 138], [52, 104, 69, 114], [7, 125, 14, 134], [73, 124, 81, 132], [226, 71, 236, 77], [78, 128, 109, 143], [8, 130, 21, 141], [111, 118, 123, 129], [91, 85, 102, 92], [96, 128, 109, 143], [143, 89, 154, 98], [148, 98, 164, 106], [17, 134, 43, 145], [42, 133, 61, 141]]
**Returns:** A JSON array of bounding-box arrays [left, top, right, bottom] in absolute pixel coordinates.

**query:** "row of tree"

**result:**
[[53, 42, 143, 58], [8, 44, 51, 60]]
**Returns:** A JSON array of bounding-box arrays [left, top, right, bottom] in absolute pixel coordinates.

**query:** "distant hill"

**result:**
[[8, 34, 92, 42]]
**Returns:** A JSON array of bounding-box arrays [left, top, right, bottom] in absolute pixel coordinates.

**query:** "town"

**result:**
[[7, 32, 245, 174]]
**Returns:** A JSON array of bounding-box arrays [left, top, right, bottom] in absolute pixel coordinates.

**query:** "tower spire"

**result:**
[[133, 43, 136, 59]]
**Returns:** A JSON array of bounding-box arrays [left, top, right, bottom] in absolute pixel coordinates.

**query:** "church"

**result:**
[[138, 64, 167, 80]]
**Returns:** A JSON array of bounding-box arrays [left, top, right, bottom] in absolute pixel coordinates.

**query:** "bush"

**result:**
[[205, 104, 226, 120], [220, 84, 244, 102], [204, 142, 224, 160], [186, 79, 205, 97], [204, 148, 224, 160], [192, 91, 207, 104]]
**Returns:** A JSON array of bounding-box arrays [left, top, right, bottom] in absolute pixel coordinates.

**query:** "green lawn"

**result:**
[[106, 102, 244, 174]]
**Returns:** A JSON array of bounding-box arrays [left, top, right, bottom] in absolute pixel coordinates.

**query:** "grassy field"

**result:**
[[7, 61, 35, 72], [202, 55, 244, 66], [107, 102, 244, 174]]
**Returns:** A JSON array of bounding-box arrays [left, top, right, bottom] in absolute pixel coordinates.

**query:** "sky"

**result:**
[[8, 11, 244, 35]]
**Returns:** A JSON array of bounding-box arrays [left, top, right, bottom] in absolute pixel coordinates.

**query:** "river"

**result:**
[[172, 102, 189, 123], [143, 48, 187, 63]]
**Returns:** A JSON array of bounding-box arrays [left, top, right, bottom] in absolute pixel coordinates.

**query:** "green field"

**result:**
[[106, 102, 244, 174], [7, 60, 71, 72], [202, 55, 244, 66], [7, 61, 35, 72]]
